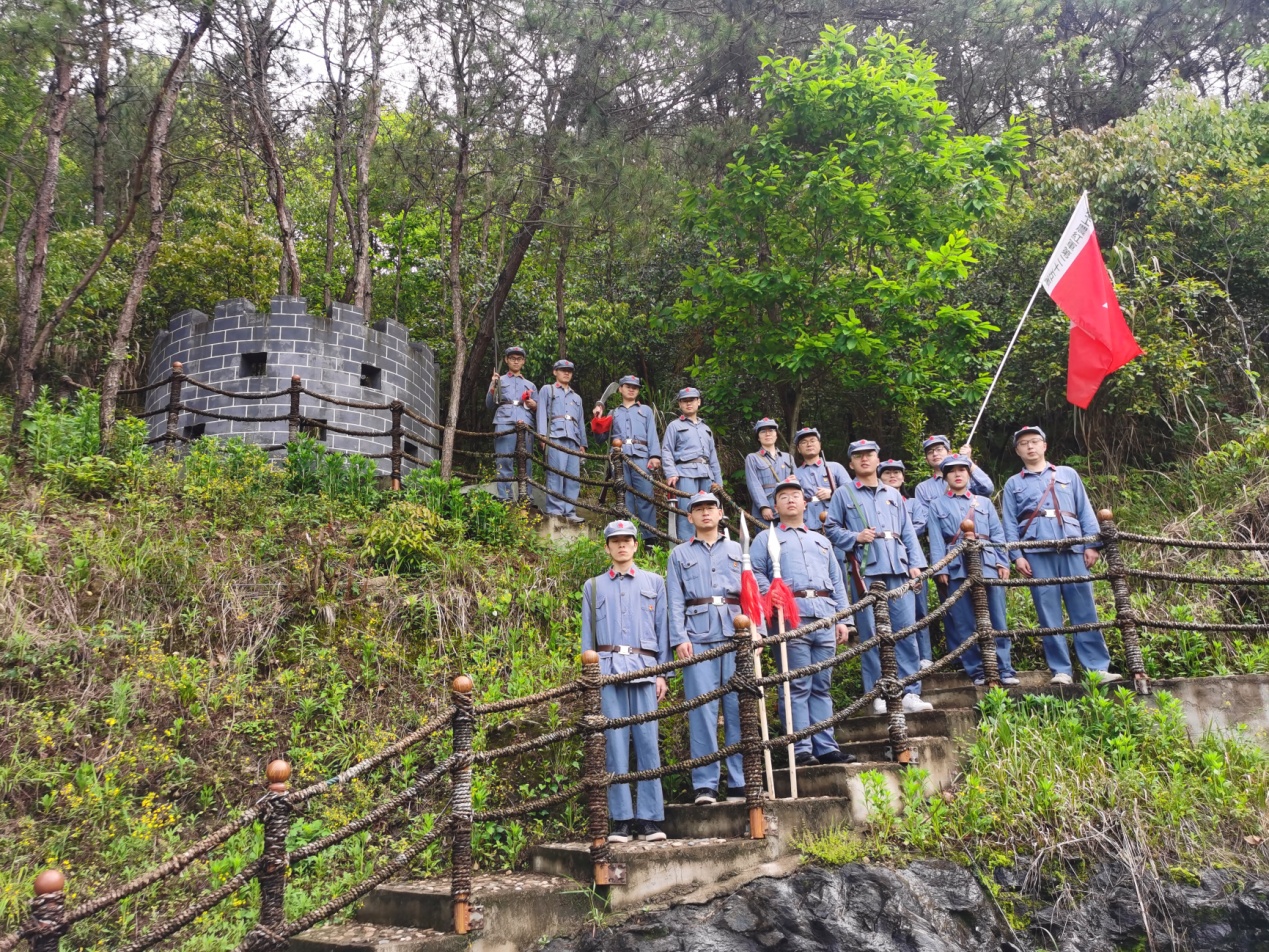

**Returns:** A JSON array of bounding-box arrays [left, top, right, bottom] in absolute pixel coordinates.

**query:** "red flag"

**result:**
[[590, 414, 613, 435], [1041, 193, 1143, 408]]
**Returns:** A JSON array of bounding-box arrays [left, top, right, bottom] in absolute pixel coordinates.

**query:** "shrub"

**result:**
[[182, 437, 283, 519], [362, 500, 464, 574], [284, 437, 381, 510]]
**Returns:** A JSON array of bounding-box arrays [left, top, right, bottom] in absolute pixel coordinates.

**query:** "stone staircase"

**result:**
[[288, 668, 1047, 952]]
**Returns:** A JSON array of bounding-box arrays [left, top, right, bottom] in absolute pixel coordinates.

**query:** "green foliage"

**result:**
[[677, 25, 1026, 438], [284, 436, 382, 512], [182, 437, 285, 520], [362, 500, 464, 574], [21, 390, 154, 497], [401, 464, 538, 549]]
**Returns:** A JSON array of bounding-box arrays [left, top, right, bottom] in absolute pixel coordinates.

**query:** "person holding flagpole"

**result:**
[[1002, 427, 1120, 686]]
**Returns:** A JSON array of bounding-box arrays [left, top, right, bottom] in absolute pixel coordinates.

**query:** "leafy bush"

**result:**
[[361, 500, 463, 574], [401, 463, 537, 548], [22, 388, 101, 468], [182, 437, 284, 518], [284, 436, 381, 509]]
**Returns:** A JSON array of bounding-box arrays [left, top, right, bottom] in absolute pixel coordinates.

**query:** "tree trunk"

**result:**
[[92, 0, 112, 228], [440, 11, 472, 480], [349, 0, 385, 316], [12, 52, 76, 438], [100, 5, 211, 443], [777, 382, 803, 449], [554, 230, 569, 359]]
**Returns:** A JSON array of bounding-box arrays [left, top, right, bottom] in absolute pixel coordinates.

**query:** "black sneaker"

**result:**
[[634, 819, 667, 842], [794, 752, 820, 767], [607, 820, 633, 843], [725, 787, 745, 802], [693, 788, 718, 805], [816, 750, 858, 765]]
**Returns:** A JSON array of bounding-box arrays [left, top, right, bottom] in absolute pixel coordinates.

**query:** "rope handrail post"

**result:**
[[287, 375, 302, 442], [29, 870, 67, 952], [515, 424, 530, 503], [390, 400, 404, 491], [580, 650, 612, 885], [731, 616, 766, 839], [164, 360, 184, 453], [962, 520, 1001, 688], [1098, 508, 1150, 695], [606, 439, 629, 517], [449, 675, 476, 934], [873, 581, 911, 765], [252, 759, 292, 949]]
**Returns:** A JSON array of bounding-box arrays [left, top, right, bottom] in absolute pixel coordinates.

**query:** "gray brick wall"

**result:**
[[145, 297, 440, 473]]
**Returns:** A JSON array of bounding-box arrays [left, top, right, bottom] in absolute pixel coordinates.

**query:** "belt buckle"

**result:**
[[615, 645, 632, 656], [1043, 509, 1057, 518], [710, 595, 725, 606]]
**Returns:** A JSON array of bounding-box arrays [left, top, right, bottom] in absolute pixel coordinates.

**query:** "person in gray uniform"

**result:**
[[486, 346, 537, 502], [581, 520, 671, 842], [536, 358, 587, 522], [662, 387, 722, 541], [594, 376, 662, 540], [879, 458, 933, 669], [745, 418, 796, 524]]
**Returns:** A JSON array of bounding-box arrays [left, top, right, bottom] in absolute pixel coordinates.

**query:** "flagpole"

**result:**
[[964, 272, 1046, 446]]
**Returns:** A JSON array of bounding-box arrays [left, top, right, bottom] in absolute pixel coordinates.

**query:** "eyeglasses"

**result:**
[[1016, 439, 1044, 448]]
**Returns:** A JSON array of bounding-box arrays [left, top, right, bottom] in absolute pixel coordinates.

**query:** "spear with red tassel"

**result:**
[[765, 525, 801, 799], [738, 515, 774, 799]]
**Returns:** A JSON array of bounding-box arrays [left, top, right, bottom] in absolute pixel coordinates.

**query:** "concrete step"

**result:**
[[767, 737, 956, 804], [834, 707, 977, 746], [356, 872, 590, 947], [920, 668, 1052, 697], [529, 836, 772, 910], [661, 792, 855, 842], [289, 924, 465, 952]]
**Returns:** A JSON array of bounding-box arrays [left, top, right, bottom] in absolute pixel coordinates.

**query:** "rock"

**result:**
[[542, 860, 1014, 952]]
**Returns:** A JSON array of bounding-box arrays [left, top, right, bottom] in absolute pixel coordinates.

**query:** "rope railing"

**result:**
[[15, 370, 1269, 948]]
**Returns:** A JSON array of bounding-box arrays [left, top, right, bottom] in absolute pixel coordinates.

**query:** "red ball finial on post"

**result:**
[[451, 674, 473, 694], [171, 360, 184, 373], [1098, 508, 1114, 522], [34, 870, 65, 896], [960, 518, 976, 535], [581, 649, 600, 665], [733, 614, 751, 631], [266, 759, 291, 792], [611, 438, 623, 449]]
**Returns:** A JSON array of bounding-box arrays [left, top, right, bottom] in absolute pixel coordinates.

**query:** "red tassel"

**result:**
[[764, 577, 801, 629], [740, 570, 765, 628], [591, 414, 614, 435], [521, 389, 531, 402]]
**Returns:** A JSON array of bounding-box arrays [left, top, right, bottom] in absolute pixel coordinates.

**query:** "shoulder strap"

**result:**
[[588, 578, 598, 644], [1019, 476, 1058, 538]]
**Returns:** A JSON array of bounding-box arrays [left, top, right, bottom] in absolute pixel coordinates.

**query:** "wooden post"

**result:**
[[450, 675, 475, 934], [515, 424, 529, 503], [258, 759, 292, 938], [29, 870, 66, 952], [962, 519, 1001, 687], [165, 360, 184, 452], [731, 616, 766, 839], [1098, 508, 1150, 695], [287, 374, 302, 442], [390, 399, 404, 491], [580, 650, 611, 884], [873, 581, 911, 765]]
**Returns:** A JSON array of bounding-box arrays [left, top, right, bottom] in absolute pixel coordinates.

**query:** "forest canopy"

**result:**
[[1, 0, 1267, 468]]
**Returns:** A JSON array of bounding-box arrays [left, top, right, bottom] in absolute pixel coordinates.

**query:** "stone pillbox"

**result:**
[[939, 454, 973, 474], [1013, 425, 1047, 445], [794, 427, 821, 444], [922, 434, 952, 452], [848, 439, 881, 456], [676, 387, 702, 401], [604, 519, 640, 540], [144, 297, 438, 476], [878, 459, 906, 474], [688, 491, 720, 508]]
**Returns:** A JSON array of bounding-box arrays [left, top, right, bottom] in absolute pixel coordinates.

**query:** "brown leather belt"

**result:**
[[795, 589, 833, 598], [677, 456, 709, 464], [552, 414, 577, 422], [595, 644, 658, 658], [626, 438, 648, 445], [1019, 509, 1076, 520], [685, 596, 740, 607]]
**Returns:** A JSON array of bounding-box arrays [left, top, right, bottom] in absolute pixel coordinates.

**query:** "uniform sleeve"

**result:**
[[751, 532, 773, 594], [661, 424, 678, 478], [908, 498, 927, 536], [745, 455, 769, 512], [1001, 477, 1021, 545], [535, 386, 550, 437], [899, 494, 926, 569], [987, 501, 1006, 546], [1071, 470, 1101, 542], [646, 408, 661, 460], [970, 464, 994, 496], [927, 502, 948, 567], [485, 381, 498, 412], [665, 551, 688, 648], [794, 468, 815, 502], [581, 579, 596, 653], [828, 546, 849, 612], [823, 489, 860, 552], [654, 578, 670, 665], [708, 431, 723, 485]]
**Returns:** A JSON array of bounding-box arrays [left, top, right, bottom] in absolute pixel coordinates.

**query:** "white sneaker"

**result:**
[[1050, 673, 1073, 685], [873, 698, 887, 715], [902, 693, 934, 713], [1092, 671, 1123, 683], [918, 658, 933, 670]]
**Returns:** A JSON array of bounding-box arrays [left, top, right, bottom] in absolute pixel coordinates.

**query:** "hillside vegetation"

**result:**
[[1, 394, 1268, 948]]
